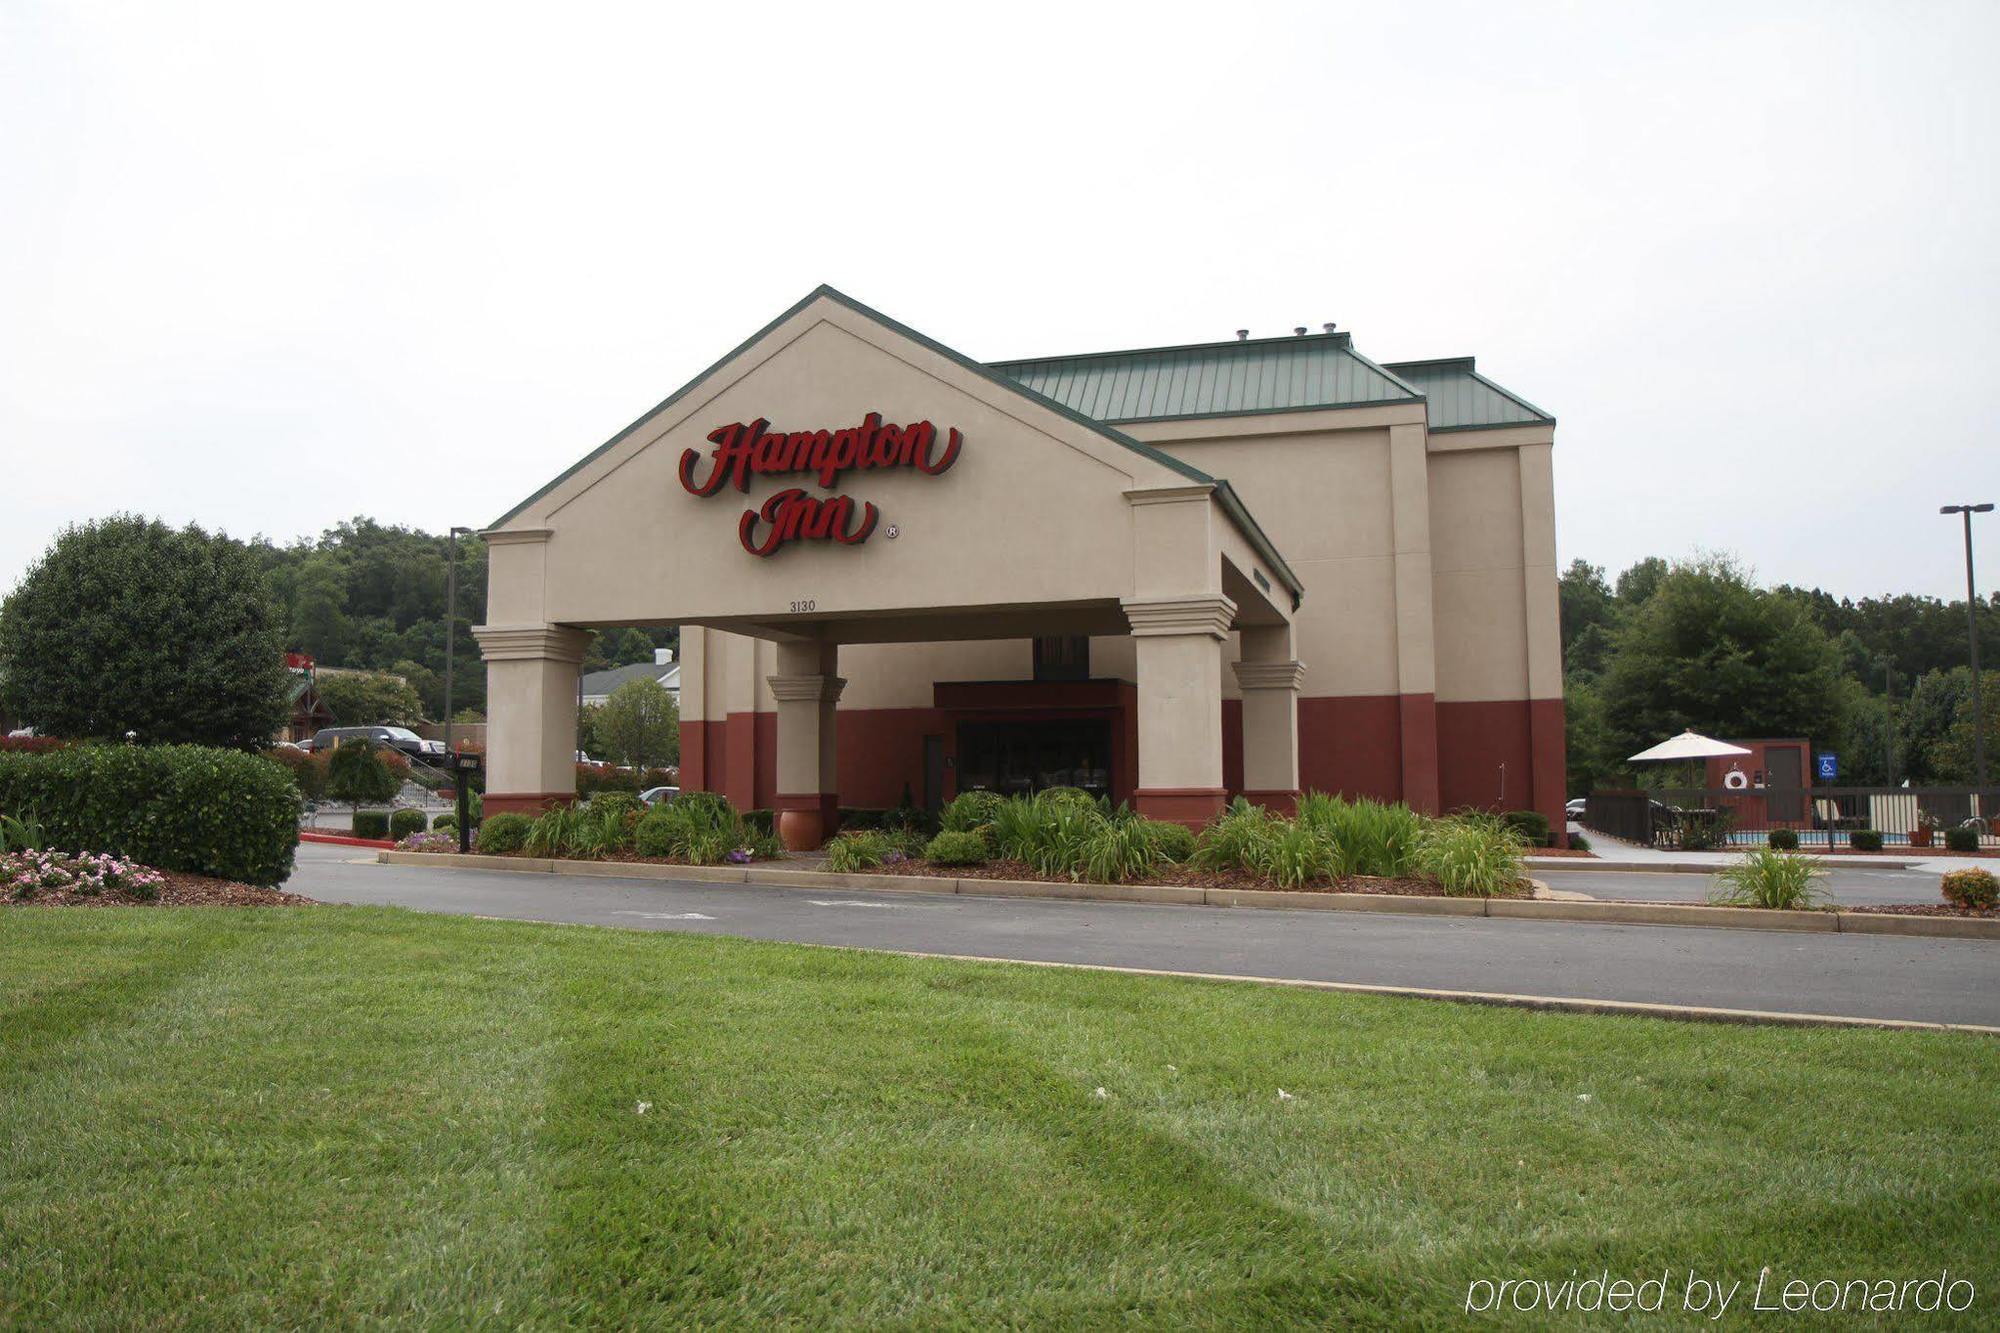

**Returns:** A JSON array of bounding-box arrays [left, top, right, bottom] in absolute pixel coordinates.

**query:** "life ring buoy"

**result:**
[[1723, 768, 1749, 791]]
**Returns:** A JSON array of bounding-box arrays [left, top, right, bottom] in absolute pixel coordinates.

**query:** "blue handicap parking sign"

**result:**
[[1816, 752, 1838, 781]]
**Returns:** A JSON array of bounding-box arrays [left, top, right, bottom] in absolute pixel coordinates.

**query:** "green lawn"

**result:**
[[3, 908, 1996, 1327]]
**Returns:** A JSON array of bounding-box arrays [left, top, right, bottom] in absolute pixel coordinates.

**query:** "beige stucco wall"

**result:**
[[502, 307, 1205, 629], [1427, 442, 1542, 702], [1132, 426, 1400, 701], [490, 293, 1293, 738], [678, 408, 1559, 724]]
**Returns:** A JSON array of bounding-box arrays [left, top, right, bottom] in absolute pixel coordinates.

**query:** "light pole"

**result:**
[[443, 525, 474, 757], [1941, 503, 1994, 787], [1880, 659, 1895, 786]]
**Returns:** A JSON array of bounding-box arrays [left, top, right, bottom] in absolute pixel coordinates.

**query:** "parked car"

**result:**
[[1564, 797, 1586, 819], [639, 786, 680, 807], [304, 726, 446, 760]]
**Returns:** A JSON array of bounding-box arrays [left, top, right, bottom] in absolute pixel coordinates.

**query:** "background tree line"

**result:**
[[257, 517, 675, 721], [0, 515, 679, 748], [1562, 554, 1999, 793]]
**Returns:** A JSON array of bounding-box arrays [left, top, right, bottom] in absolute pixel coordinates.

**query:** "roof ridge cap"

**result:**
[[988, 330, 1354, 369]]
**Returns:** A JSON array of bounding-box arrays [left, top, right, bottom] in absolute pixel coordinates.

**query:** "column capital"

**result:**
[[472, 623, 592, 664], [1233, 659, 1306, 692], [1121, 594, 1236, 640], [766, 673, 846, 704]]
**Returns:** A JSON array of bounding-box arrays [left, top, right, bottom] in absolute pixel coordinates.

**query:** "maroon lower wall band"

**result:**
[[678, 691, 1565, 845]]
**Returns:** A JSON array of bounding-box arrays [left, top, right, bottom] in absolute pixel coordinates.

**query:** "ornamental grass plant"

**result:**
[[824, 831, 890, 873], [1189, 799, 1278, 874], [1415, 816, 1526, 898], [1296, 794, 1424, 878], [1259, 818, 1339, 889], [1709, 847, 1829, 911], [1076, 816, 1158, 884]]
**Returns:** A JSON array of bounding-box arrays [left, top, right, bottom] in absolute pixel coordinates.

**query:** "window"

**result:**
[[1032, 635, 1090, 682]]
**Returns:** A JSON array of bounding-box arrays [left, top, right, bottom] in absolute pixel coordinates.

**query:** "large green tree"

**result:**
[[1558, 559, 1617, 680], [0, 515, 288, 747], [596, 678, 679, 772], [326, 739, 401, 817], [1598, 556, 1851, 762], [315, 669, 426, 727]]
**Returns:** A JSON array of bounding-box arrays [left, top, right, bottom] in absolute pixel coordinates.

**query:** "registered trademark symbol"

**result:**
[[884, 524, 900, 539]]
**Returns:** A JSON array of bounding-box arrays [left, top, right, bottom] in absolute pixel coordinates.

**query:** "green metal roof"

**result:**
[[989, 333, 1420, 424], [1380, 357, 1554, 432]]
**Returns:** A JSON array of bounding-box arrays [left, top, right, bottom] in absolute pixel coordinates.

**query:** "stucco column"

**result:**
[[1233, 624, 1304, 814], [1520, 443, 1568, 845], [1124, 594, 1234, 828], [472, 623, 591, 816], [1390, 422, 1441, 814], [768, 640, 842, 849]]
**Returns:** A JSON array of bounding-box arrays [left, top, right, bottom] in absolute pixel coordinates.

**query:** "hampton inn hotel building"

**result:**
[[476, 287, 1564, 848]]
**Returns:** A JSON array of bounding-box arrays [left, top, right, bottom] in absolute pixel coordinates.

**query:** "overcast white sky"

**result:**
[[4, 0, 1997, 601]]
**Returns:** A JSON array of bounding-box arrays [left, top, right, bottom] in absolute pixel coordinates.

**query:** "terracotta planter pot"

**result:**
[[1910, 827, 1933, 849]]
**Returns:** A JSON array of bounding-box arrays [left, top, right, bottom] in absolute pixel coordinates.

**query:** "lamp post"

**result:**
[[1940, 503, 1994, 788], [443, 525, 474, 757], [1880, 659, 1895, 786]]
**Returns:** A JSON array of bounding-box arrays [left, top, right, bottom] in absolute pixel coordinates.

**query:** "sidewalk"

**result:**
[[1555, 825, 1951, 873]]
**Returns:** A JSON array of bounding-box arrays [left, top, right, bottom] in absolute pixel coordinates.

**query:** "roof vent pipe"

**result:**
[[1236, 329, 1249, 341], [1293, 326, 1307, 336], [1322, 323, 1336, 334]]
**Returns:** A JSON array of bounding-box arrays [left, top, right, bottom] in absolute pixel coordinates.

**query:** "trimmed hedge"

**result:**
[[1501, 809, 1553, 848], [923, 830, 990, 866], [1768, 828, 1800, 851], [1142, 819, 1198, 863], [477, 813, 532, 855], [0, 743, 300, 886], [1945, 826, 1980, 854], [388, 808, 428, 839], [352, 811, 390, 840], [1850, 829, 1883, 852]]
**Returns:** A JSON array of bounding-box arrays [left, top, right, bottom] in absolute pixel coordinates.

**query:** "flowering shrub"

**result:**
[[0, 735, 69, 754], [395, 831, 457, 853], [3, 849, 165, 900], [1941, 867, 1998, 911]]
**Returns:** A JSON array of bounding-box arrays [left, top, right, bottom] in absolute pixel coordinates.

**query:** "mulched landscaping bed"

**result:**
[[409, 845, 1531, 898], [1525, 846, 1598, 858], [1846, 903, 2000, 918], [5, 870, 317, 909], [855, 858, 1533, 899]]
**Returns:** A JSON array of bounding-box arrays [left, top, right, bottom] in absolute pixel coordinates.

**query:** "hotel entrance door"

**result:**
[[955, 718, 1113, 801]]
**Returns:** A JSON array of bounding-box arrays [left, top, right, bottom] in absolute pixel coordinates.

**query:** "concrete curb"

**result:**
[[372, 852, 2000, 941], [301, 831, 396, 850]]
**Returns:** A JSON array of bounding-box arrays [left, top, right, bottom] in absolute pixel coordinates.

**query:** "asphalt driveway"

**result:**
[[285, 844, 2000, 1029]]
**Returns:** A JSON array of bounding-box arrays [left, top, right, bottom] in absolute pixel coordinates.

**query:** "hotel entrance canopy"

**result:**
[[476, 286, 1306, 842]]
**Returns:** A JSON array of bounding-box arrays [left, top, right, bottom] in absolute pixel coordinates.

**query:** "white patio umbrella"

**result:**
[[1626, 730, 1751, 764]]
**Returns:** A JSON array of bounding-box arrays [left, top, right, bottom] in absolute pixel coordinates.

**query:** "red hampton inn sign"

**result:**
[[678, 412, 963, 557]]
